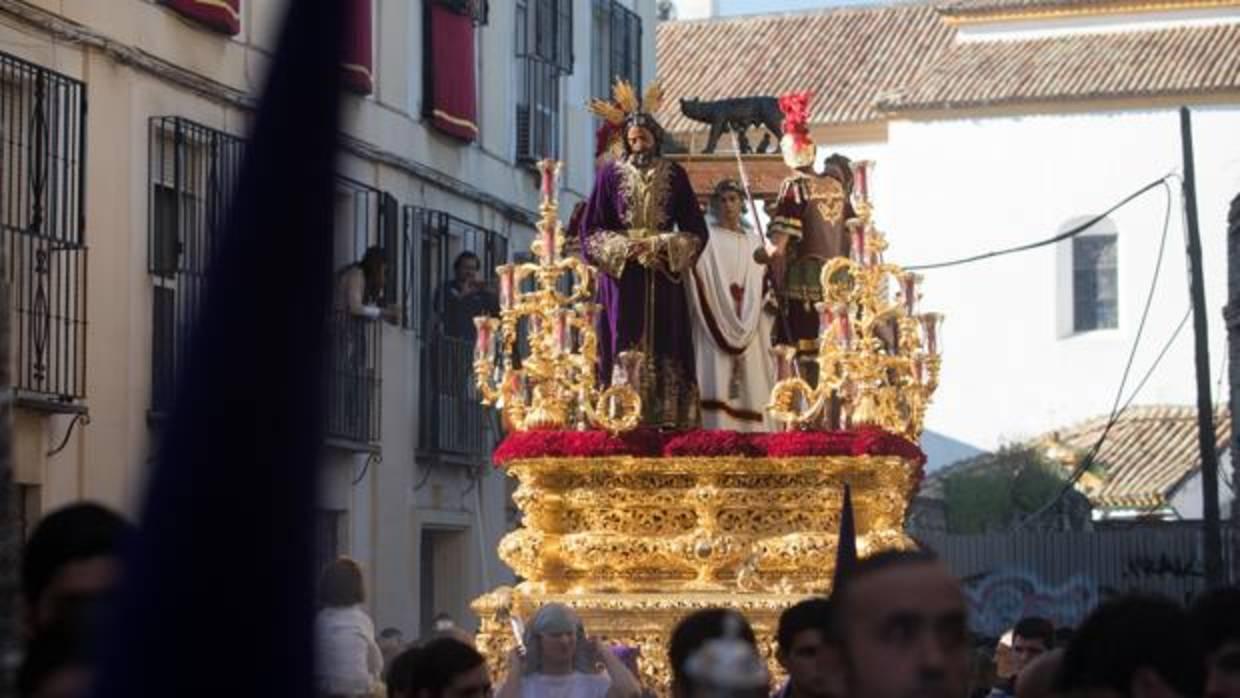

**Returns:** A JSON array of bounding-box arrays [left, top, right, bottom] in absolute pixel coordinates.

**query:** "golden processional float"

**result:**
[[470, 157, 942, 689]]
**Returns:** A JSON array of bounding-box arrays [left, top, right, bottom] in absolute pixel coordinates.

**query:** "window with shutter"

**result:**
[[424, 0, 480, 141], [343, 0, 374, 95], [593, 0, 642, 100], [1072, 234, 1119, 332], [515, 0, 572, 163]]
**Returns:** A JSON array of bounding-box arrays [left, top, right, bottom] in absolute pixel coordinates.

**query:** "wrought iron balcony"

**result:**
[[1, 52, 88, 410], [418, 334, 494, 463], [327, 311, 382, 449]]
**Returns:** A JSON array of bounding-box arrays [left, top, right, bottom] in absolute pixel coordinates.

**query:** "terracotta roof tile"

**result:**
[[880, 23, 1240, 111], [656, 6, 1240, 127], [653, 5, 956, 133], [938, 0, 1221, 17], [1040, 405, 1231, 511]]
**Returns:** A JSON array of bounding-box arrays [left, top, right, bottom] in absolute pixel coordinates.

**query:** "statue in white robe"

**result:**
[[685, 179, 775, 431]]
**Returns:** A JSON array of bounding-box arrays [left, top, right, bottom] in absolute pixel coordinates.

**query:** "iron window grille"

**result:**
[[147, 116, 246, 417], [1073, 234, 1118, 332], [515, 0, 572, 163], [1, 53, 88, 408], [408, 206, 506, 462], [591, 0, 642, 100]]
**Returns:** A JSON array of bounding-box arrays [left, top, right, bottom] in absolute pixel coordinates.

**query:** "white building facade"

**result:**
[[0, 0, 658, 639]]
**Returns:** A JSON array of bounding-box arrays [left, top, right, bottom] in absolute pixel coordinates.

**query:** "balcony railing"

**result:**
[[1, 52, 88, 408], [418, 334, 493, 463], [326, 311, 382, 448]]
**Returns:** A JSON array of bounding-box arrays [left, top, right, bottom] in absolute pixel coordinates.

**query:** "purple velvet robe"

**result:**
[[581, 156, 709, 428]]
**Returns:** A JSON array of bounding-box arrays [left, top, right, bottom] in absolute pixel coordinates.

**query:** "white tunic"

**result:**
[[685, 220, 775, 431]]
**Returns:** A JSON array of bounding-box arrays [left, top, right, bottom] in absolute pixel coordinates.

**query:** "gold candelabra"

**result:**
[[767, 161, 943, 440], [473, 159, 642, 434]]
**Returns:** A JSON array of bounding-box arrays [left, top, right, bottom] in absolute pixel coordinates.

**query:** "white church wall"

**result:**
[[1170, 449, 1235, 520], [879, 106, 1240, 468]]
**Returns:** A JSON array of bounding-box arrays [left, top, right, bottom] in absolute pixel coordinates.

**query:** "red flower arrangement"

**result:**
[[491, 428, 662, 465], [662, 429, 763, 458], [493, 427, 925, 467]]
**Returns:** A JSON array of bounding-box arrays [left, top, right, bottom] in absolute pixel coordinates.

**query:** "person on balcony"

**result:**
[[336, 246, 399, 323], [433, 250, 500, 346], [333, 247, 396, 442]]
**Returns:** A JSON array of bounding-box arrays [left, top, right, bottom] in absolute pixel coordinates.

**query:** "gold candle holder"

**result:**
[[474, 159, 641, 434], [767, 189, 943, 440]]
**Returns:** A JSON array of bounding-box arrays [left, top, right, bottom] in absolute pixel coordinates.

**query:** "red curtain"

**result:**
[[426, 3, 478, 141], [163, 0, 241, 36], [342, 0, 374, 95]]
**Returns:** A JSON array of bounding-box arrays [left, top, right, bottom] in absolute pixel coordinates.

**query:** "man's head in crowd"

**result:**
[[776, 598, 844, 698], [21, 502, 133, 638], [17, 618, 93, 698], [379, 626, 405, 660], [668, 608, 762, 698], [386, 637, 490, 698], [1191, 587, 1240, 698], [832, 550, 971, 698], [1012, 617, 1055, 676], [1015, 648, 1063, 698], [1057, 594, 1203, 698]]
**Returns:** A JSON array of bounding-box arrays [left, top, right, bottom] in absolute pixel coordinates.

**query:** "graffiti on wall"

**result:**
[[961, 570, 1096, 638]]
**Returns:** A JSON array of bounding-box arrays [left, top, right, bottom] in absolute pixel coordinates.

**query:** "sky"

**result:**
[[718, 0, 879, 15]]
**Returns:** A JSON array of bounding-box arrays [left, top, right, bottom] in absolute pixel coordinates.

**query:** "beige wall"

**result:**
[[1, 0, 659, 637]]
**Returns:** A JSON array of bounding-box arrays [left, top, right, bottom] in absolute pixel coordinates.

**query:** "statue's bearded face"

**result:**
[[626, 126, 656, 166]]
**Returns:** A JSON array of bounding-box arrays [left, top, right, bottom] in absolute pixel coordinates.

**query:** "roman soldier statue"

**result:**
[[581, 81, 709, 429], [764, 92, 855, 362]]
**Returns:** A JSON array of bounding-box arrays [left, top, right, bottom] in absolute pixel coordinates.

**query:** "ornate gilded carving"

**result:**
[[496, 454, 917, 594], [474, 159, 642, 435], [475, 450, 920, 692], [768, 160, 944, 441]]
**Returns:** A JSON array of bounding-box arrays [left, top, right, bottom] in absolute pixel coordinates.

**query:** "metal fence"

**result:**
[[914, 524, 1239, 637], [418, 334, 491, 461], [148, 116, 246, 416], [1, 52, 88, 406], [326, 311, 382, 446]]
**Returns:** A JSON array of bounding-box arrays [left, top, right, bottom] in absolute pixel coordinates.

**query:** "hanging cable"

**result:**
[[1021, 306, 1191, 526], [1019, 179, 1177, 527], [906, 175, 1174, 271]]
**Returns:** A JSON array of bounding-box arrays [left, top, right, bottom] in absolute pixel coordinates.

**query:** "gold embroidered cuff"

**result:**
[[586, 231, 631, 278], [661, 233, 701, 274]]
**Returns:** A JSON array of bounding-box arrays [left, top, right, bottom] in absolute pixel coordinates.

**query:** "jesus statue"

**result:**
[[582, 81, 709, 429]]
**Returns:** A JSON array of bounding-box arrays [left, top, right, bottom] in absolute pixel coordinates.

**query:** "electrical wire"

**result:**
[[906, 175, 1174, 271], [1022, 307, 1191, 526], [1019, 179, 1177, 526]]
